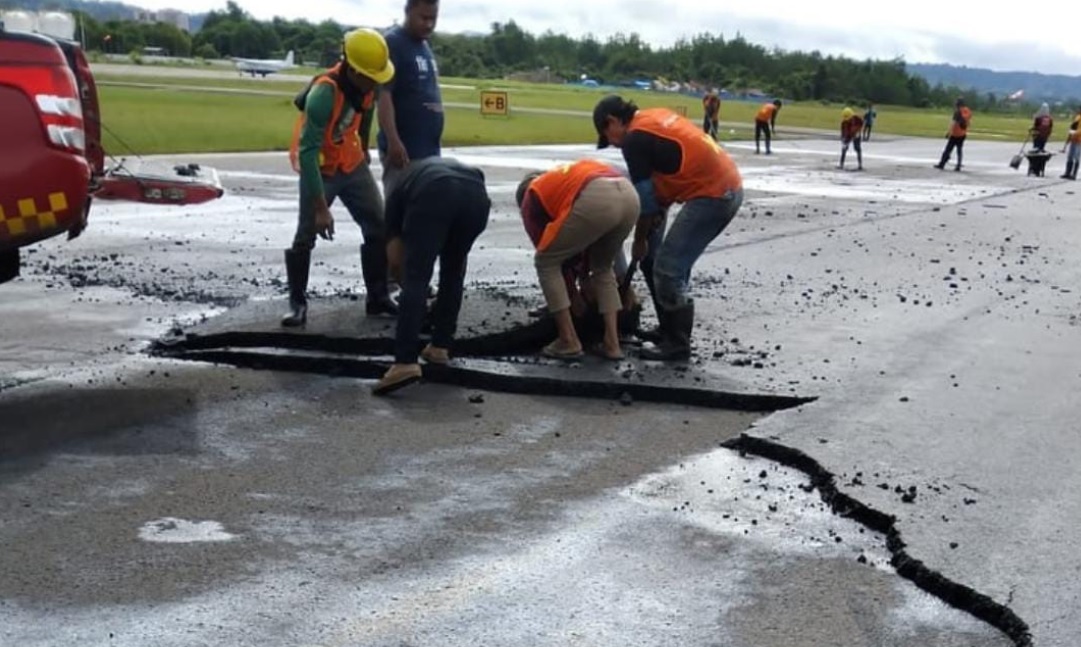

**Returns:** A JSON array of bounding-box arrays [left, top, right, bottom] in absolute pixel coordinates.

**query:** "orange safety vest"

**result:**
[[755, 103, 777, 122], [841, 116, 864, 140], [1069, 114, 1081, 144], [628, 108, 742, 204], [529, 159, 621, 252], [950, 106, 973, 138], [288, 64, 374, 175]]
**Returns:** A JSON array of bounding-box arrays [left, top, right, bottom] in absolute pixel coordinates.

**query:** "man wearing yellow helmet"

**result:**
[[282, 28, 400, 327], [838, 107, 864, 171]]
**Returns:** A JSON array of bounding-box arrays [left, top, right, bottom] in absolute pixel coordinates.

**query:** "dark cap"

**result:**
[[593, 94, 626, 149], [515, 171, 542, 208]]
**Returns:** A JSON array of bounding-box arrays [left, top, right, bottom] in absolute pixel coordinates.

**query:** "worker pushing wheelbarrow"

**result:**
[[1010, 103, 1055, 176]]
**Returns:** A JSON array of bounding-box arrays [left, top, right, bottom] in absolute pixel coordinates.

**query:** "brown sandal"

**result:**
[[372, 364, 422, 396]]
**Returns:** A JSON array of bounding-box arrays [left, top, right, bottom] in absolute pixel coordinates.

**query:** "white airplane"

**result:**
[[234, 51, 295, 77]]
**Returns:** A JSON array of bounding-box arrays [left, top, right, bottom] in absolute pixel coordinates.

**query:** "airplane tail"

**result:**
[[285, 51, 294, 66]]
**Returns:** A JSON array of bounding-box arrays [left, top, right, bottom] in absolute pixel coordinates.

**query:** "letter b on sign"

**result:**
[[480, 90, 509, 116]]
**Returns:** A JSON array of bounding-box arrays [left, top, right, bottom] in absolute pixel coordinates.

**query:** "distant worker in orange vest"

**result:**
[[934, 97, 973, 172], [515, 160, 639, 360], [593, 95, 744, 361], [702, 90, 721, 141], [282, 28, 399, 328], [755, 99, 782, 154], [838, 107, 864, 171]]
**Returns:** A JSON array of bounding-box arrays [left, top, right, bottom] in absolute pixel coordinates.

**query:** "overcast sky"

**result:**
[[133, 0, 1081, 76]]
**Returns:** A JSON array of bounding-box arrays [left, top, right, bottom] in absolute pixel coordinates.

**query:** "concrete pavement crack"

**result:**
[[723, 432, 1033, 647]]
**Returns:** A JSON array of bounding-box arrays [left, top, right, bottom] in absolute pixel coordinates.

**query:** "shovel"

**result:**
[[1010, 135, 1030, 170]]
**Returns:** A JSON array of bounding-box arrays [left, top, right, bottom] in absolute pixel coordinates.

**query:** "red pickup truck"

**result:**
[[0, 24, 99, 283], [0, 15, 223, 285]]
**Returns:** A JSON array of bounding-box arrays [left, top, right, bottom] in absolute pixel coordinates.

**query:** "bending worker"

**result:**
[[593, 95, 744, 361], [838, 107, 864, 171], [283, 28, 399, 327], [373, 157, 491, 396], [515, 160, 639, 361], [754, 99, 782, 155]]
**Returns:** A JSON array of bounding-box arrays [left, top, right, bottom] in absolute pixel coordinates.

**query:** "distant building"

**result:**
[[134, 9, 190, 32]]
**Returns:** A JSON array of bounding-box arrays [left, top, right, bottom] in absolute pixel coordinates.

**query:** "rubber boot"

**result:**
[[838, 148, 846, 169], [640, 300, 693, 361], [281, 248, 310, 327], [361, 242, 398, 317], [1062, 160, 1076, 180]]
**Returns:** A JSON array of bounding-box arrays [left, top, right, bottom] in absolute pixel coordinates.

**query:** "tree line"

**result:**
[[66, 1, 1029, 112]]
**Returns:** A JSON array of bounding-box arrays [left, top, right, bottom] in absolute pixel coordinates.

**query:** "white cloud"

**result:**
[[131, 0, 1081, 75]]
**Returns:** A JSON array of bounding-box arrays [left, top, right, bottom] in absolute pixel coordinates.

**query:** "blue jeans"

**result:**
[[648, 190, 743, 310], [1068, 142, 1080, 165], [394, 177, 490, 363]]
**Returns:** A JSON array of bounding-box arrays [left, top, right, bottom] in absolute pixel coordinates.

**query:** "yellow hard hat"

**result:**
[[842, 107, 854, 120], [342, 28, 395, 84]]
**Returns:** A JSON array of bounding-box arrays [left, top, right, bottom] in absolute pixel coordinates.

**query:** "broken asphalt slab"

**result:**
[[151, 289, 812, 413]]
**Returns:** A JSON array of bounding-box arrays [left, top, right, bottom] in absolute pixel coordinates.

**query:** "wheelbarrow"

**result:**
[[1024, 150, 1054, 177]]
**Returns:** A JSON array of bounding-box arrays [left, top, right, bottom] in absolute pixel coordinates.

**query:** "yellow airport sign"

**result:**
[[480, 90, 509, 116]]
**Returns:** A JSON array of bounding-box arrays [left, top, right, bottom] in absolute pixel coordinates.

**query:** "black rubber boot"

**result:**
[[361, 242, 398, 317], [1062, 161, 1076, 180], [640, 300, 693, 361], [281, 248, 310, 327]]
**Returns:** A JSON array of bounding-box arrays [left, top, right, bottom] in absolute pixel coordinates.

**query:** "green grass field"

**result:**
[[95, 73, 1035, 155]]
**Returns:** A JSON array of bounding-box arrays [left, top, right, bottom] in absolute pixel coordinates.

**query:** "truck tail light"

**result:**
[[14, 64, 86, 153]]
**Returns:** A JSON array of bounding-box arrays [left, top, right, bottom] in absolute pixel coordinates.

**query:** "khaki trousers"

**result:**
[[535, 177, 639, 314]]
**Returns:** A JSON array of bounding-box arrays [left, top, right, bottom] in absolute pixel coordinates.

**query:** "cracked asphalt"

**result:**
[[2, 129, 1078, 646]]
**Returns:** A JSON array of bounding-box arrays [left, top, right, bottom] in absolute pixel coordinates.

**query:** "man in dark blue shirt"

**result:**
[[377, 0, 444, 195]]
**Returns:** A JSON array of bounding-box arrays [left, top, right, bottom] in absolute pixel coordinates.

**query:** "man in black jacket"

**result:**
[[373, 157, 491, 395]]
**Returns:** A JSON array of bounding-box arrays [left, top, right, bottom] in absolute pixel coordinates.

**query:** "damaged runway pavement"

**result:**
[[3, 138, 1080, 646]]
